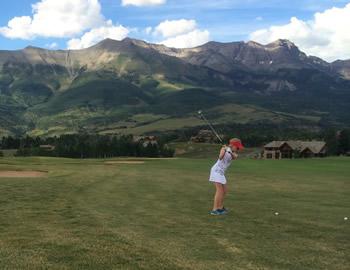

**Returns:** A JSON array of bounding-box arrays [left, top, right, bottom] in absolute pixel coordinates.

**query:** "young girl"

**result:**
[[209, 138, 244, 215]]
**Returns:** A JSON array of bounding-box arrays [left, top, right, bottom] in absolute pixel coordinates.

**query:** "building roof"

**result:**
[[264, 141, 288, 148], [297, 141, 326, 153], [264, 141, 326, 154]]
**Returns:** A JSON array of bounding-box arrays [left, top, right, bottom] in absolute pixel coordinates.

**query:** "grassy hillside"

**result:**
[[0, 156, 349, 269]]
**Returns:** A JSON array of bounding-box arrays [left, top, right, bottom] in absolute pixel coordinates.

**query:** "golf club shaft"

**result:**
[[199, 112, 223, 143]]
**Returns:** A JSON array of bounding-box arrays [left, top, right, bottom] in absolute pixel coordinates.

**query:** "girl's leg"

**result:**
[[213, 183, 224, 210], [222, 184, 228, 209], [223, 184, 228, 196]]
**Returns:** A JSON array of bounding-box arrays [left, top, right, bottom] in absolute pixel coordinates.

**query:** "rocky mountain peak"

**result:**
[[23, 45, 45, 51], [267, 39, 297, 49], [90, 38, 121, 50], [246, 40, 264, 48]]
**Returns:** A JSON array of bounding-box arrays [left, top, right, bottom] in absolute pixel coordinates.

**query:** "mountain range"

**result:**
[[0, 38, 349, 137]]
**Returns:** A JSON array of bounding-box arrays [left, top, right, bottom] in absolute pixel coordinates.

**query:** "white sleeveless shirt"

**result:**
[[212, 149, 233, 176]]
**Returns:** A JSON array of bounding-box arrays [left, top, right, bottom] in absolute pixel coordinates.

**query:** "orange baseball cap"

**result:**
[[229, 138, 244, 150]]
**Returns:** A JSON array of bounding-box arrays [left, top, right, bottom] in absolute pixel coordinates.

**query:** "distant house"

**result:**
[[262, 141, 326, 159], [39, 144, 55, 151], [134, 136, 158, 147]]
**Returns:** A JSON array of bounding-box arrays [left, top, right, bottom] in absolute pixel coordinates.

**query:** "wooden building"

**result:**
[[134, 136, 158, 147], [39, 144, 55, 151], [262, 141, 326, 159]]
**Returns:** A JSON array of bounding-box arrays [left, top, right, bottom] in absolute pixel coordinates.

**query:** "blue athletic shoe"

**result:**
[[210, 209, 224, 215], [218, 207, 228, 214]]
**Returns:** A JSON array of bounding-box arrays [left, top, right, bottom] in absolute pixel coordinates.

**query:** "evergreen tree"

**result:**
[[338, 129, 350, 155], [323, 129, 338, 156]]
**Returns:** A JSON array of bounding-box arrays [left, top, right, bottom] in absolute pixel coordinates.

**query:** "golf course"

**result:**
[[0, 155, 349, 269]]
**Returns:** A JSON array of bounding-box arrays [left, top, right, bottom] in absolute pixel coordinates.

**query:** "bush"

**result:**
[[15, 148, 32, 157], [160, 144, 175, 157]]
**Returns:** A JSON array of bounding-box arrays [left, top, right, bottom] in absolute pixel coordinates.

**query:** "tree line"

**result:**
[[171, 122, 323, 147], [0, 134, 175, 158], [160, 125, 350, 155], [322, 129, 350, 156], [0, 128, 349, 157]]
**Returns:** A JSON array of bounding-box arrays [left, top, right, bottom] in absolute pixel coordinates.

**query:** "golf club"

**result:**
[[197, 110, 223, 143]]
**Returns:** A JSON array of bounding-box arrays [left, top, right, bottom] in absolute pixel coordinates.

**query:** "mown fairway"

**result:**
[[0, 156, 349, 269]]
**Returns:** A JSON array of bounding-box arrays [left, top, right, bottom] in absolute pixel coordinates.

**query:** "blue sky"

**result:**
[[0, 0, 349, 61]]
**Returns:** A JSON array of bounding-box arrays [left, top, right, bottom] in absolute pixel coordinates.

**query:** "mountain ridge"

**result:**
[[2, 38, 347, 62], [4, 37, 346, 85], [1, 38, 348, 77]]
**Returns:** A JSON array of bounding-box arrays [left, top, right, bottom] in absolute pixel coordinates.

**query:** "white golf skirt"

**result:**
[[209, 167, 227, 185]]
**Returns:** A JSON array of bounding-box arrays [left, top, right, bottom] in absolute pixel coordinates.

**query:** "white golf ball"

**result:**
[[344, 217, 348, 221], [274, 212, 279, 216]]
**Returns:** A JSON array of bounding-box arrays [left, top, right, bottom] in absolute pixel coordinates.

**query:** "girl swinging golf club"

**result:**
[[209, 138, 244, 215], [197, 111, 244, 215]]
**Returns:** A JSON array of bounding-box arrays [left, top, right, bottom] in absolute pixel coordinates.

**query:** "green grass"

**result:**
[[115, 116, 203, 135], [208, 104, 321, 125], [0, 156, 349, 269], [1, 149, 17, 157]]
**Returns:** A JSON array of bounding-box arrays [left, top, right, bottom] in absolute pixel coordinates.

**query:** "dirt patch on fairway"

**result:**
[[105, 161, 145, 165], [217, 239, 243, 255], [0, 171, 48, 178]]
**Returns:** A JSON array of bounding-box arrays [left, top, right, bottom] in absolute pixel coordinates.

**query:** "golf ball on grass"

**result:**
[[344, 217, 348, 221], [274, 212, 279, 216]]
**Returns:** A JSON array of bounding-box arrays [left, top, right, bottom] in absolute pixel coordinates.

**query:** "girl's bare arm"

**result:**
[[219, 146, 226, 160]]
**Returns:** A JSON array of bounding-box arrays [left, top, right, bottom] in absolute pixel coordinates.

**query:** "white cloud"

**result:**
[[0, 16, 33, 39], [67, 20, 129, 49], [121, 0, 166, 7], [46, 42, 58, 49], [145, 26, 153, 35], [160, 29, 210, 48], [0, 0, 104, 39], [250, 3, 350, 61], [152, 19, 210, 48], [154, 19, 197, 38]]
